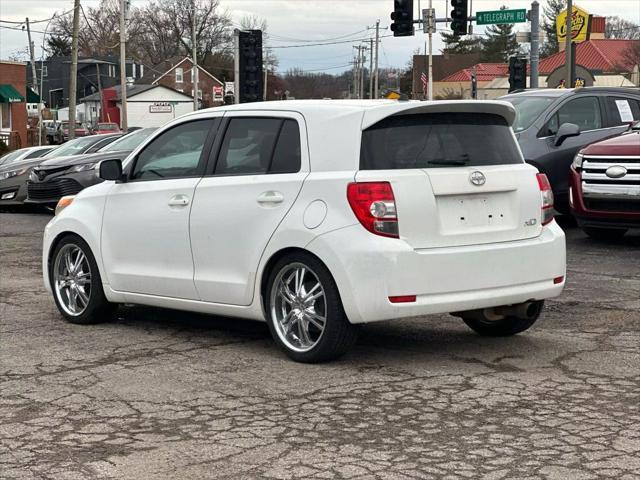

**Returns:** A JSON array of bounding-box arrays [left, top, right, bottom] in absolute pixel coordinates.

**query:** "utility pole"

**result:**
[[565, 0, 573, 87], [530, 1, 540, 89], [428, 0, 433, 100], [374, 20, 380, 99], [25, 18, 38, 96], [25, 17, 40, 144], [369, 38, 374, 99], [360, 45, 366, 100], [68, 0, 81, 140], [192, 0, 199, 111], [119, 0, 128, 131]]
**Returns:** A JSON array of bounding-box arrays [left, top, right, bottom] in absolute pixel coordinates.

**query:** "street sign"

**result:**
[[476, 9, 527, 25]]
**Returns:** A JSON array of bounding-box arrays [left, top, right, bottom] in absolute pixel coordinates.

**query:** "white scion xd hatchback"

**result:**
[[43, 100, 566, 362]]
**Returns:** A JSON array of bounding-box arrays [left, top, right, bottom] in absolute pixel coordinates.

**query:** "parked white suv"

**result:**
[[43, 100, 566, 362]]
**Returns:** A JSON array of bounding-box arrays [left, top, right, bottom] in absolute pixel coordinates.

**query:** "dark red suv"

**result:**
[[569, 126, 640, 240]]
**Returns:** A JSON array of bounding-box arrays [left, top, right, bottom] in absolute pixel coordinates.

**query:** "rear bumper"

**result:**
[[569, 168, 640, 229], [306, 222, 566, 324]]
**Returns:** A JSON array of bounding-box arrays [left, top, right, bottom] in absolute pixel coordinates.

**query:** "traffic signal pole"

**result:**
[[530, 1, 539, 89], [565, 0, 573, 87]]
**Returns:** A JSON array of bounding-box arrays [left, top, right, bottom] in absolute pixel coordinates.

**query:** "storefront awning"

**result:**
[[0, 84, 24, 103], [27, 88, 40, 103]]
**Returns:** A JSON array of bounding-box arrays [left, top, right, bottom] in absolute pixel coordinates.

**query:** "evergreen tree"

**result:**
[[480, 6, 519, 63], [440, 32, 482, 54], [540, 0, 564, 57]]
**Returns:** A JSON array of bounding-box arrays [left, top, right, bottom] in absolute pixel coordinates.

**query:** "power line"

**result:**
[[0, 9, 73, 25], [271, 35, 392, 49]]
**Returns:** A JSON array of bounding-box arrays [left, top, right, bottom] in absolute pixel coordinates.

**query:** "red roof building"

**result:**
[[441, 63, 509, 82], [539, 39, 638, 74]]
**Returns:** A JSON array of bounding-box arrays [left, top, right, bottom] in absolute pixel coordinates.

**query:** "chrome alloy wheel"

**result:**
[[270, 262, 327, 353], [53, 244, 92, 317]]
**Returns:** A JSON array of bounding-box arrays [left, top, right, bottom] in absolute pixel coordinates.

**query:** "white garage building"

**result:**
[[81, 84, 194, 129]]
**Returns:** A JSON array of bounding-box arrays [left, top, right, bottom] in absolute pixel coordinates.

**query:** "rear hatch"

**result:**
[[356, 109, 543, 249]]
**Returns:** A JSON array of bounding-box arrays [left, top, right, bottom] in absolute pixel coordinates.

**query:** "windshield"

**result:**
[[0, 149, 25, 166], [501, 96, 556, 132], [42, 136, 99, 157], [98, 123, 119, 131], [99, 128, 156, 152], [360, 113, 522, 170]]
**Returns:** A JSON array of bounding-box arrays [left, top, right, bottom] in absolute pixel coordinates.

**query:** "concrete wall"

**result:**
[[125, 101, 194, 128]]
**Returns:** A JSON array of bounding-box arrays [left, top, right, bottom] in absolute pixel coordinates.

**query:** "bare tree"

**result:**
[[49, 0, 232, 67], [605, 16, 640, 40], [621, 42, 640, 70]]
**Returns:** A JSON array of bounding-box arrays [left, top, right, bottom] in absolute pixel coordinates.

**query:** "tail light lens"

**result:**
[[347, 182, 399, 238], [537, 173, 554, 226]]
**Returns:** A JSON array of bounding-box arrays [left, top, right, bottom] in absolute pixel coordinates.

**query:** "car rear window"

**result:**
[[360, 112, 522, 170]]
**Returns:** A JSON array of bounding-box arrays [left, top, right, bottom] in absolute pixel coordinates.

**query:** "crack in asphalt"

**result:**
[[1, 213, 639, 480]]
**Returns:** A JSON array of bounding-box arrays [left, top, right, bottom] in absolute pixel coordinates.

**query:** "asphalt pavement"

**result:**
[[1, 212, 639, 479]]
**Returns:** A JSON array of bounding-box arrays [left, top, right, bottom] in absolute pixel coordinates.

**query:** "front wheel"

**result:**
[[265, 252, 358, 363], [583, 227, 627, 241], [462, 301, 544, 337], [49, 235, 116, 324]]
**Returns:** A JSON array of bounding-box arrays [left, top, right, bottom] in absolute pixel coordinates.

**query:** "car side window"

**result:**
[[606, 97, 640, 126], [25, 148, 51, 159], [131, 119, 212, 180], [269, 120, 301, 174], [215, 118, 285, 175], [543, 96, 602, 136]]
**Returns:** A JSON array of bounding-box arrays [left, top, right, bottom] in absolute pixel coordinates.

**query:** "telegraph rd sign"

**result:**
[[476, 9, 527, 25]]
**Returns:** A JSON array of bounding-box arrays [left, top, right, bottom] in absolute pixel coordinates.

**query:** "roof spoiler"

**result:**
[[361, 100, 517, 130]]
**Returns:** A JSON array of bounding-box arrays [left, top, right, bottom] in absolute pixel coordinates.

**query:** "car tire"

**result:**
[[583, 227, 628, 241], [462, 301, 544, 337], [265, 252, 358, 363], [49, 234, 116, 324]]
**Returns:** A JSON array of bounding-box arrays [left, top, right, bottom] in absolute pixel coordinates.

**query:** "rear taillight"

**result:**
[[537, 173, 554, 226], [347, 182, 399, 238]]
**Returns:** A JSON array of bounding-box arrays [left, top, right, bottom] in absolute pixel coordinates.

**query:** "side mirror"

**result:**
[[554, 122, 580, 146], [99, 159, 124, 181]]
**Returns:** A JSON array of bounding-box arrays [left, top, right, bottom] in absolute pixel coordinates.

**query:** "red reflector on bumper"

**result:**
[[553, 276, 564, 284], [389, 295, 417, 303]]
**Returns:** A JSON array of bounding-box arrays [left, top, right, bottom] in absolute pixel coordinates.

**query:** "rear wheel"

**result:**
[[462, 301, 544, 337], [49, 235, 115, 324], [583, 227, 627, 241], [265, 252, 358, 363]]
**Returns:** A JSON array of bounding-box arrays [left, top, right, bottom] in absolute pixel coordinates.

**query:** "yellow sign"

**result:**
[[556, 5, 590, 43]]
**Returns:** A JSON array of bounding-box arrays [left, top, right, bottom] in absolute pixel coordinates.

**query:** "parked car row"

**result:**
[[42, 120, 123, 145], [0, 130, 155, 207]]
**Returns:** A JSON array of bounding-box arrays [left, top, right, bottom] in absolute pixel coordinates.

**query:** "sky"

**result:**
[[1, 0, 639, 74]]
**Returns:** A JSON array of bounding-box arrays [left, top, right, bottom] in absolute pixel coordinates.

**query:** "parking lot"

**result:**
[[1, 211, 639, 479]]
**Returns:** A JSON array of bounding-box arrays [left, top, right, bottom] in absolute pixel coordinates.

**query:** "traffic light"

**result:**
[[390, 0, 414, 37], [450, 0, 468, 36], [237, 30, 263, 103], [508, 57, 527, 92]]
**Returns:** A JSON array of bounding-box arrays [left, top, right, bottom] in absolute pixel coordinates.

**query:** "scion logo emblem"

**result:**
[[469, 171, 486, 186], [605, 165, 627, 179]]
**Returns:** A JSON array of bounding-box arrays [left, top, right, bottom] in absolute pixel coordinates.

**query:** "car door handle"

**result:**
[[168, 194, 190, 207], [257, 191, 284, 205]]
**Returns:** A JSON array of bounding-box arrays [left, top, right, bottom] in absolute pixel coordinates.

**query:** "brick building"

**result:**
[[0, 60, 28, 149], [146, 57, 225, 109]]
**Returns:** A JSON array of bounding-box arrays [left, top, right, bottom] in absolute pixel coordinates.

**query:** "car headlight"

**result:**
[[55, 195, 75, 216], [572, 153, 583, 169], [69, 162, 98, 173], [0, 167, 29, 180]]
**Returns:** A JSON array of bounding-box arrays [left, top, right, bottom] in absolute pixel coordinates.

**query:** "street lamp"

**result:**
[[38, 12, 56, 146]]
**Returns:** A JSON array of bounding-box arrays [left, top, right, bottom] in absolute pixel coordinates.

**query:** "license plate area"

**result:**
[[436, 192, 516, 234]]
